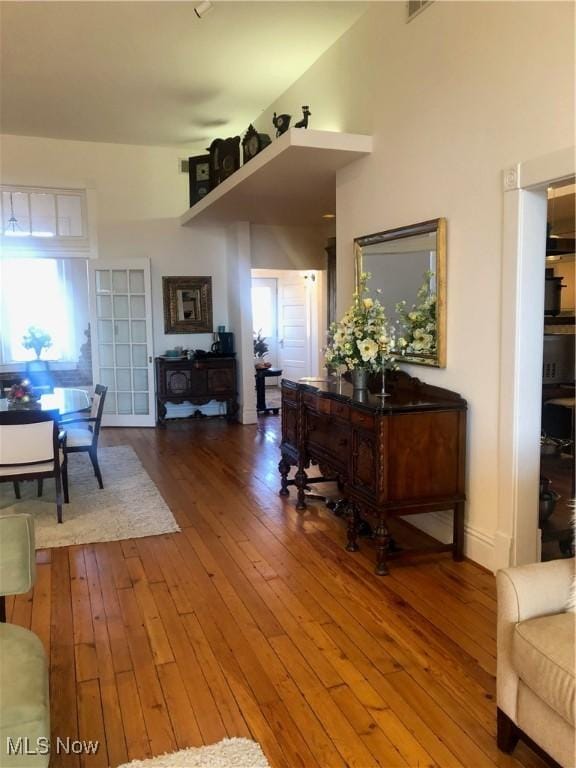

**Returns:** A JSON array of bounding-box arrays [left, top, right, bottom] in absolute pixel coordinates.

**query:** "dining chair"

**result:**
[[0, 411, 68, 523], [60, 384, 107, 489]]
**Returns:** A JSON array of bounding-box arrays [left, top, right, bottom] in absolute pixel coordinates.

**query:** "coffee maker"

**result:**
[[211, 329, 234, 354]]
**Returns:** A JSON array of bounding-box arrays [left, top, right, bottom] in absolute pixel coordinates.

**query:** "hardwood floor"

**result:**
[[6, 418, 549, 768]]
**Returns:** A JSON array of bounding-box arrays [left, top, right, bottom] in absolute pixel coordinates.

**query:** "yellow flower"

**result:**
[[363, 298, 374, 309]]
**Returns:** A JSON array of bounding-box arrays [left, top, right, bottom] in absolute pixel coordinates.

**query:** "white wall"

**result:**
[[251, 224, 329, 270], [0, 134, 228, 356], [255, 1, 575, 569]]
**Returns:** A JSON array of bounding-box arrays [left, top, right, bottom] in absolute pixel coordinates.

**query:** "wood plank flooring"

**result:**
[[6, 418, 549, 768]]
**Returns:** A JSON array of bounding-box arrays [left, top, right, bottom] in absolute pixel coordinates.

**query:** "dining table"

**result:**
[[0, 387, 90, 418]]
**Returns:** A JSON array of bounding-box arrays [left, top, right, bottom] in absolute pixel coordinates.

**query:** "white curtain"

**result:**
[[0, 257, 78, 363]]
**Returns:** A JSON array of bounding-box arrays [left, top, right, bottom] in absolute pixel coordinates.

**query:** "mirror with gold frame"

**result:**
[[354, 218, 446, 367]]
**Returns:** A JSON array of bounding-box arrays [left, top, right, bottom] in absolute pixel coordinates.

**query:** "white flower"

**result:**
[[357, 338, 379, 362], [334, 328, 346, 343], [363, 298, 374, 309]]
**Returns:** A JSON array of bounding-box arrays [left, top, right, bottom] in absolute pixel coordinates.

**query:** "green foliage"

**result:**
[[22, 325, 52, 358], [253, 329, 269, 359], [396, 271, 437, 356]]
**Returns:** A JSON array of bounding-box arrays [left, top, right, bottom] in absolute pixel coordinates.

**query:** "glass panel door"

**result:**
[[89, 259, 154, 426]]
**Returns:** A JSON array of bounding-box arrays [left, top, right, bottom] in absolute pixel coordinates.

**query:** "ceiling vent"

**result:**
[[407, 0, 432, 22]]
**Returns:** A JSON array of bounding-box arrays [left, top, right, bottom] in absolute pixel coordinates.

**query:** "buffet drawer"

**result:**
[[330, 400, 350, 421]]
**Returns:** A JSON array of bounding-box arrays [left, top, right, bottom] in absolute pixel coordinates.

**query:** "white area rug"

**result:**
[[116, 739, 270, 768], [0, 445, 180, 549]]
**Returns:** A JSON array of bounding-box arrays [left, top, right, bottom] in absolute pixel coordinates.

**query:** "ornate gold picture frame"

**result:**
[[354, 218, 447, 368], [162, 276, 213, 334]]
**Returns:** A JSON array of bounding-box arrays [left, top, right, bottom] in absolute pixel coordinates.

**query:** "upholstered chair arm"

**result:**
[[0, 513, 36, 598], [496, 558, 574, 722]]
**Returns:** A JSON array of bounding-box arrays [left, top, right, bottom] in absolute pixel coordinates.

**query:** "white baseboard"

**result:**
[[239, 405, 257, 424], [493, 531, 513, 571], [408, 511, 496, 572]]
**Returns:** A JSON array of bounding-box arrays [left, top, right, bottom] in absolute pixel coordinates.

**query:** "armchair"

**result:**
[[497, 558, 575, 767], [0, 513, 50, 767]]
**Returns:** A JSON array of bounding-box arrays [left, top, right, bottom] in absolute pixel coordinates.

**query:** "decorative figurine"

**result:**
[[272, 112, 291, 137], [294, 106, 311, 129]]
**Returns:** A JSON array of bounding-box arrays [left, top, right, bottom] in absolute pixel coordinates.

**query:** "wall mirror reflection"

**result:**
[[162, 276, 213, 334], [355, 218, 446, 367]]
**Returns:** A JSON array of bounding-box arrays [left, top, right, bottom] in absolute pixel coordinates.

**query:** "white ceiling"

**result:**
[[0, 1, 368, 150]]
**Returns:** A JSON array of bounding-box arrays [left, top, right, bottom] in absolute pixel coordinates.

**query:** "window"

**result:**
[[0, 257, 89, 364], [0, 185, 94, 257]]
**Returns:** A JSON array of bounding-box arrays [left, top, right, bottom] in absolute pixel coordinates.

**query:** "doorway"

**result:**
[[89, 258, 155, 427], [497, 147, 575, 570], [251, 277, 279, 369], [251, 268, 324, 400], [539, 181, 575, 561]]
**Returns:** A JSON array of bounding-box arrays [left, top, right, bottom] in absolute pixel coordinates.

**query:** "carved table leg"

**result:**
[[157, 400, 167, 427], [346, 504, 360, 552], [375, 518, 390, 575], [278, 456, 291, 496], [295, 467, 308, 510]]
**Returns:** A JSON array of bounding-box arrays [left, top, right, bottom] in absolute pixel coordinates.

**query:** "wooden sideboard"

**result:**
[[279, 371, 467, 574], [155, 356, 238, 425]]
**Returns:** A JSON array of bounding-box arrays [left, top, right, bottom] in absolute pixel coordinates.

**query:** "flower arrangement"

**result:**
[[22, 326, 52, 360], [7, 378, 39, 406], [253, 330, 269, 359], [396, 271, 437, 356], [253, 329, 272, 369], [325, 273, 404, 373]]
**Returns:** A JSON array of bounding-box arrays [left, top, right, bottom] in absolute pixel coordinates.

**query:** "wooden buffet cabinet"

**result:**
[[279, 372, 467, 574], [155, 355, 238, 425]]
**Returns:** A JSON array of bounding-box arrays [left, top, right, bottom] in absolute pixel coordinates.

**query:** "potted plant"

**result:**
[[253, 330, 271, 369], [22, 326, 52, 360]]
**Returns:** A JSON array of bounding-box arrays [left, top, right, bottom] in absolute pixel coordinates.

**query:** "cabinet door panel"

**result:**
[[282, 401, 298, 449], [207, 367, 234, 393], [166, 369, 190, 396], [387, 411, 461, 501], [352, 431, 378, 493]]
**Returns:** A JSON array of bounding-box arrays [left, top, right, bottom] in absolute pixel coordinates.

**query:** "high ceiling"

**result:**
[[0, 1, 368, 150]]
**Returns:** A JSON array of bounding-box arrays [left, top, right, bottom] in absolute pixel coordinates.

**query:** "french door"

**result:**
[[89, 258, 155, 426]]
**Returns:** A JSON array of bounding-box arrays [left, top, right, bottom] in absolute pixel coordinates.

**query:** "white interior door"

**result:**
[[251, 277, 278, 370], [278, 274, 311, 382], [89, 258, 155, 426]]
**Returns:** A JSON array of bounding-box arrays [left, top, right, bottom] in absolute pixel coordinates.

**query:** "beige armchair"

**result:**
[[497, 558, 575, 767], [0, 513, 50, 767]]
